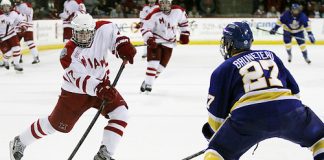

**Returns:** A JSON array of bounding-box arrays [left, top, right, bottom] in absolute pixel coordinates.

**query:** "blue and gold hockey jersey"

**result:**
[[276, 11, 311, 33], [207, 50, 301, 132]]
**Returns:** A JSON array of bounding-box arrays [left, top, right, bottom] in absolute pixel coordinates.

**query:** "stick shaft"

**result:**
[[182, 149, 205, 160]]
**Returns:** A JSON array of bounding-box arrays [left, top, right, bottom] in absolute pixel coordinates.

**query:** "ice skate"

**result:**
[[304, 57, 311, 64], [141, 52, 147, 59], [288, 54, 292, 63], [94, 145, 115, 160], [19, 55, 23, 63], [140, 81, 152, 93], [32, 56, 40, 64], [14, 64, 23, 72], [9, 136, 26, 160], [4, 61, 9, 70]]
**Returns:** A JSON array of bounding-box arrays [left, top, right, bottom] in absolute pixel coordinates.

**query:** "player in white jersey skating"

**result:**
[[60, 0, 86, 42], [136, 0, 159, 58], [0, 0, 26, 71], [9, 13, 136, 160], [14, 0, 39, 64], [140, 0, 190, 93]]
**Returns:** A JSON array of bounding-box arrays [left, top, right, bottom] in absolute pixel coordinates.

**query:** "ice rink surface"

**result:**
[[0, 45, 323, 160]]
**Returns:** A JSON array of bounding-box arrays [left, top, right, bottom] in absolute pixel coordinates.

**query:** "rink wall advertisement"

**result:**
[[22, 18, 324, 53]]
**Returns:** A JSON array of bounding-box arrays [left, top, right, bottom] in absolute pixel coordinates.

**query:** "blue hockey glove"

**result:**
[[308, 32, 315, 44], [270, 25, 280, 35], [202, 122, 214, 141]]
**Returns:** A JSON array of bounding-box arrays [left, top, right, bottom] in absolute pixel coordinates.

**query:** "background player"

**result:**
[[140, 0, 190, 93], [59, 0, 86, 42], [9, 13, 136, 160], [202, 21, 324, 160], [136, 0, 159, 58], [270, 3, 315, 64], [14, 0, 40, 64], [0, 0, 26, 71]]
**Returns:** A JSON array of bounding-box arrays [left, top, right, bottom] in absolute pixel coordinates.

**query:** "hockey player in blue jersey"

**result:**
[[202, 21, 324, 160], [270, 3, 315, 64]]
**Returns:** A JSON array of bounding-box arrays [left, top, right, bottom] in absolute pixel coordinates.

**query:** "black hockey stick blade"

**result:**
[[67, 60, 127, 160], [182, 149, 206, 160]]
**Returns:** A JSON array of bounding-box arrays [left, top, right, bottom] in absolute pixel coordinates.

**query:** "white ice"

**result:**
[[0, 45, 323, 160]]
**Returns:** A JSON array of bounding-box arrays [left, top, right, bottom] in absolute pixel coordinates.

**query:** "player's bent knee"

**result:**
[[311, 138, 324, 160], [204, 149, 224, 160], [107, 105, 129, 123]]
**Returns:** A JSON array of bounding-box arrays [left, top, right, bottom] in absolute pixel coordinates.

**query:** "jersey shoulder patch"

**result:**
[[95, 21, 112, 30], [60, 40, 77, 69], [145, 8, 161, 20]]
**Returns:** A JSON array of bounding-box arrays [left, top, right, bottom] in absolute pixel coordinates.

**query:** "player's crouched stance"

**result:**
[[202, 22, 324, 160], [9, 13, 136, 160]]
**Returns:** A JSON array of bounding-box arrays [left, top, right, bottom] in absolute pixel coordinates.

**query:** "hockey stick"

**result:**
[[182, 149, 206, 160], [256, 26, 306, 41], [67, 60, 127, 160], [134, 41, 176, 47]]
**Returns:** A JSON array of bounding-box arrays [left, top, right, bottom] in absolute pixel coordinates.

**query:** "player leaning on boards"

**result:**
[[0, 0, 26, 71], [140, 0, 190, 93], [270, 3, 315, 64], [202, 22, 324, 160], [14, 0, 40, 64], [135, 0, 159, 59], [9, 13, 136, 160]]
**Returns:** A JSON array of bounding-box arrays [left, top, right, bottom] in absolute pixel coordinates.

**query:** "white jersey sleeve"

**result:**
[[139, 5, 159, 21], [60, 0, 86, 21], [178, 9, 189, 33]]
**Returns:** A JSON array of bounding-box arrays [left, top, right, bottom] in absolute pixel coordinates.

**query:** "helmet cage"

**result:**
[[72, 29, 95, 48], [159, 0, 171, 14], [220, 36, 234, 60], [1, 4, 11, 13]]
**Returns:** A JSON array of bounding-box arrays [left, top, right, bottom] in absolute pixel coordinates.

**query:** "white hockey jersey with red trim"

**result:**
[[14, 2, 33, 31], [60, 0, 86, 28], [141, 5, 189, 48], [139, 4, 159, 21], [60, 21, 123, 96], [0, 10, 25, 41]]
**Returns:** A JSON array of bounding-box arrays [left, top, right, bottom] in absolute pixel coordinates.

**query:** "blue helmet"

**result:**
[[291, 3, 301, 16], [220, 21, 253, 60]]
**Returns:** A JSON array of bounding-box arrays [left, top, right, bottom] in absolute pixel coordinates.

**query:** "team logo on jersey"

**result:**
[[60, 48, 67, 59], [159, 18, 165, 24]]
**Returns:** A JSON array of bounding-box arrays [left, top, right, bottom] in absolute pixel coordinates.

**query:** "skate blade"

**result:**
[[9, 141, 15, 160], [15, 70, 23, 74]]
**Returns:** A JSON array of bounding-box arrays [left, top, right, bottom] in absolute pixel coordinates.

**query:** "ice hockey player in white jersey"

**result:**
[[140, 0, 190, 93], [60, 0, 86, 42], [14, 0, 39, 64], [9, 13, 136, 160], [136, 0, 159, 58], [0, 0, 26, 71]]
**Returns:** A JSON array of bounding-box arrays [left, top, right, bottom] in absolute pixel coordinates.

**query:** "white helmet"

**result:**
[[71, 13, 96, 48], [1, 0, 11, 6], [158, 0, 172, 14], [0, 0, 12, 13]]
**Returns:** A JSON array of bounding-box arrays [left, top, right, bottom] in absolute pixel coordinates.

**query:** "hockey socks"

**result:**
[[102, 106, 129, 156], [19, 117, 56, 146], [144, 60, 159, 86]]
